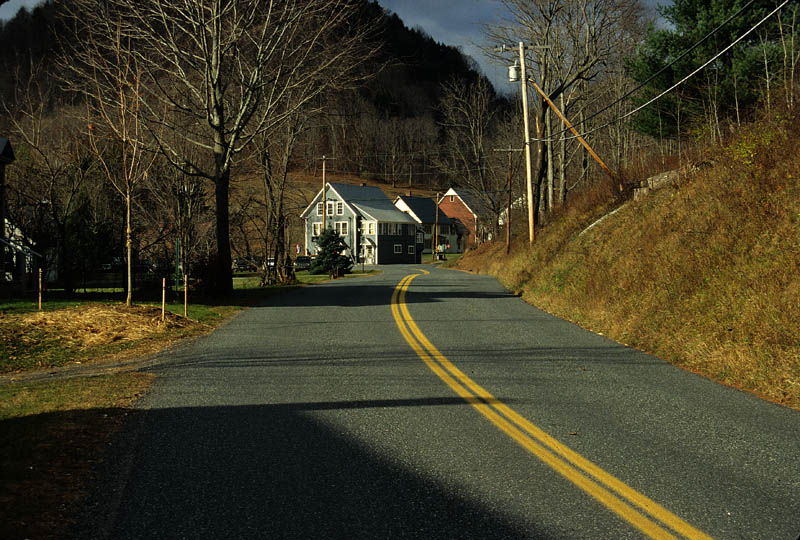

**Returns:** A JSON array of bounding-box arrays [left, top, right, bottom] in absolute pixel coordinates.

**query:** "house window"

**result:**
[[336, 202, 343, 215], [326, 201, 335, 216], [394, 244, 402, 254], [367, 222, 375, 235], [335, 221, 348, 236], [408, 245, 415, 255], [379, 223, 388, 235], [416, 232, 424, 243], [316, 203, 323, 216], [408, 224, 414, 236], [449, 195, 454, 202], [312, 222, 322, 236]]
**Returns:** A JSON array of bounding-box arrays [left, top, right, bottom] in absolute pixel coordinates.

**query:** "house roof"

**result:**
[[301, 182, 416, 223], [0, 138, 14, 164], [442, 187, 491, 218], [394, 195, 451, 225], [329, 182, 388, 203], [396, 196, 443, 224]]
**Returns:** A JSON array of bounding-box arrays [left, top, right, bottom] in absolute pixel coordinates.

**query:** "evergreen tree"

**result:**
[[626, 0, 783, 139], [310, 228, 353, 278]]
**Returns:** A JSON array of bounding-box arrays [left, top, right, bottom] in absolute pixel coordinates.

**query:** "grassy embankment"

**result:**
[[456, 114, 800, 409]]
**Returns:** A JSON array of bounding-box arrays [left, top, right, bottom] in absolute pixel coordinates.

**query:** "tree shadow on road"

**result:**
[[65, 402, 558, 539]]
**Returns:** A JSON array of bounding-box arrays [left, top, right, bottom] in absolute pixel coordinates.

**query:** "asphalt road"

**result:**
[[77, 265, 800, 539]]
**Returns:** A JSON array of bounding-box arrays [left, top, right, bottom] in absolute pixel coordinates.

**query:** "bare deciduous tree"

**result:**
[[64, 0, 379, 295], [3, 61, 97, 291], [488, 0, 643, 218], [61, 19, 156, 305], [437, 76, 506, 237]]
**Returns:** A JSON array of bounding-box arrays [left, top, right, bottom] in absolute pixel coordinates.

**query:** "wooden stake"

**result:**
[[38, 267, 42, 311], [184, 274, 188, 318], [161, 277, 166, 322]]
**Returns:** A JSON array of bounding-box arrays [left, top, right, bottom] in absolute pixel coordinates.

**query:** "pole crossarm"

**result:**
[[493, 44, 549, 53]]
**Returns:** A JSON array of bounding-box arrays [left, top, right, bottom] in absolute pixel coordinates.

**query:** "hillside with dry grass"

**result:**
[[456, 113, 800, 409]]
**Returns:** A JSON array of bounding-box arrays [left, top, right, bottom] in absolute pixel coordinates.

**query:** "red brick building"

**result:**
[[437, 188, 483, 250]]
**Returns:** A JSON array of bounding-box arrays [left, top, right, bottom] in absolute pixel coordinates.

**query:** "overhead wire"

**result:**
[[543, 0, 759, 140], [532, 0, 789, 143]]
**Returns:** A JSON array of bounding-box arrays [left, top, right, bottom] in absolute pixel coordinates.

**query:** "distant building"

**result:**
[[393, 194, 459, 253], [437, 188, 489, 249], [300, 182, 423, 264]]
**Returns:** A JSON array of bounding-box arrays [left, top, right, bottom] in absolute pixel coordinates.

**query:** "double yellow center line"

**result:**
[[391, 272, 714, 540]]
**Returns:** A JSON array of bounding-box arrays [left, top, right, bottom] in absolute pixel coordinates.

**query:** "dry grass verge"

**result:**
[[1, 303, 218, 374]]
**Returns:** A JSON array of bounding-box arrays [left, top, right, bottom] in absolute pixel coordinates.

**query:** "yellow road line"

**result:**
[[391, 273, 714, 540]]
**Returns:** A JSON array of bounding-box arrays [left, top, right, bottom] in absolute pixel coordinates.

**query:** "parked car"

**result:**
[[294, 255, 311, 271], [233, 257, 259, 272]]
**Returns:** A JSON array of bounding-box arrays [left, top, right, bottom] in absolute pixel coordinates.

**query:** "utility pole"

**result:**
[[494, 147, 523, 254], [320, 155, 335, 231], [507, 150, 512, 253], [495, 43, 546, 245], [433, 192, 439, 261], [518, 42, 534, 246]]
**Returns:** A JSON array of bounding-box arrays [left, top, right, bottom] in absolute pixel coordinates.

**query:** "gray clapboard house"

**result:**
[[301, 182, 423, 264]]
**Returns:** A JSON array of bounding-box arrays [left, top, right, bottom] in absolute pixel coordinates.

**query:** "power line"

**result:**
[[534, 0, 788, 143], [570, 0, 790, 142], [557, 0, 760, 139]]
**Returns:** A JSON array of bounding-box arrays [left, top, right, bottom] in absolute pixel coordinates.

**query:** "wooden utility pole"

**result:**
[[518, 43, 535, 245], [321, 155, 328, 232], [494, 43, 549, 245], [433, 192, 439, 260], [493, 147, 523, 254], [507, 151, 512, 253]]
